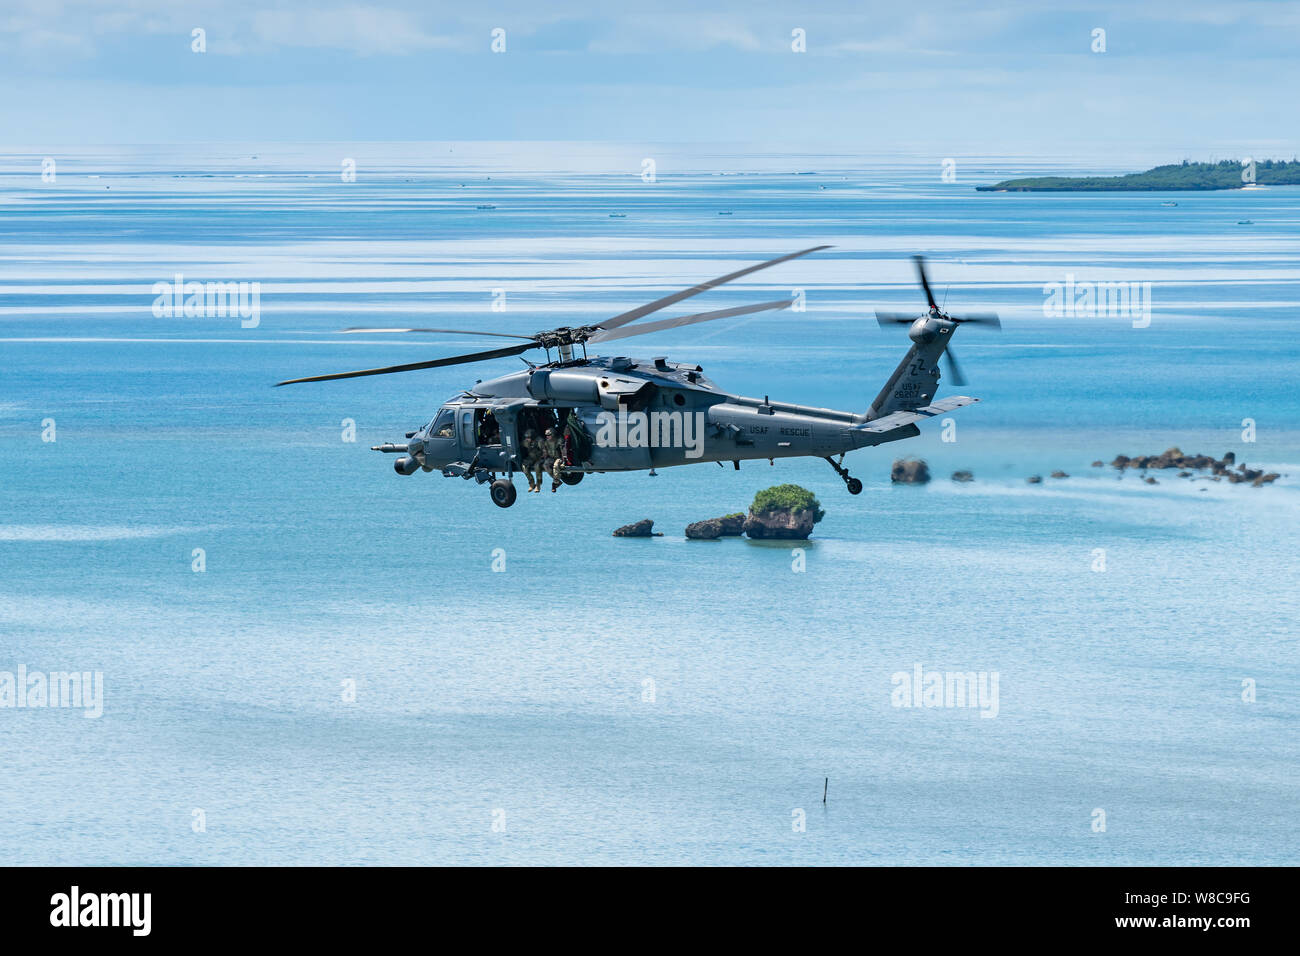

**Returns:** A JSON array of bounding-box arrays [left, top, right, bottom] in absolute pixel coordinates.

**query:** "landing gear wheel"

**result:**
[[560, 471, 584, 486], [824, 455, 861, 495], [489, 479, 517, 508]]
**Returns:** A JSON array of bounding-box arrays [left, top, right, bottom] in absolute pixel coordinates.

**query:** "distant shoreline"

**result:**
[[976, 160, 1300, 192]]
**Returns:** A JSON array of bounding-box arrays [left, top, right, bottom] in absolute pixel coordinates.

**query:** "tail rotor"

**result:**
[[873, 255, 999, 387]]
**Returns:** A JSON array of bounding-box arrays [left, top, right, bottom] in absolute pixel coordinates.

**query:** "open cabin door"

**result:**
[[491, 400, 531, 468], [457, 408, 476, 453]]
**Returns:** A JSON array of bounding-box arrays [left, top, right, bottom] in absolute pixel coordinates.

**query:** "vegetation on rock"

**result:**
[[751, 484, 824, 522]]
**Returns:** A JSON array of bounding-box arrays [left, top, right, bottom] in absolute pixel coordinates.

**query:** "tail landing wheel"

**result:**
[[825, 456, 862, 495], [489, 479, 517, 508]]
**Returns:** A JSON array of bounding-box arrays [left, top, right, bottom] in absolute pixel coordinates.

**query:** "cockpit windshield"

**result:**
[[429, 409, 455, 438]]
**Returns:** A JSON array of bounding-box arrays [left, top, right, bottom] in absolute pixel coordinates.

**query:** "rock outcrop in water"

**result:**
[[612, 519, 661, 537], [683, 488, 824, 540], [717, 513, 745, 535], [744, 510, 817, 539], [743, 485, 824, 540], [1109, 448, 1279, 486], [1112, 447, 1225, 472], [952, 470, 974, 482], [685, 513, 745, 540], [685, 519, 722, 540], [891, 458, 931, 484]]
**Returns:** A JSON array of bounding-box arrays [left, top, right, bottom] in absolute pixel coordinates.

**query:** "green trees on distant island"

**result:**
[[976, 159, 1300, 192]]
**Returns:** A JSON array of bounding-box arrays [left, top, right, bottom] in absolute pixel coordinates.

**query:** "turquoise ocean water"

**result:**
[[1, 146, 1296, 864]]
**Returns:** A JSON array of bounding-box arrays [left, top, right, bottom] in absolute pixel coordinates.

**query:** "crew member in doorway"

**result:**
[[521, 429, 544, 493], [542, 427, 563, 493], [478, 409, 500, 445]]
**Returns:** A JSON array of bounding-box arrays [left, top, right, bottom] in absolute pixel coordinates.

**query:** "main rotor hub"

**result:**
[[534, 326, 599, 349], [909, 314, 948, 344]]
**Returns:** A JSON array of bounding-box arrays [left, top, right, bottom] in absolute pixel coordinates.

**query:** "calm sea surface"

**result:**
[[1, 146, 1296, 864]]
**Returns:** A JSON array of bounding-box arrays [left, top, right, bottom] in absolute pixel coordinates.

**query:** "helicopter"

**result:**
[[276, 248, 999, 507]]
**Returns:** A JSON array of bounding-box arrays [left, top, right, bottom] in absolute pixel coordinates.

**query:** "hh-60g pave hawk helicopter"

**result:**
[[276, 248, 999, 507]]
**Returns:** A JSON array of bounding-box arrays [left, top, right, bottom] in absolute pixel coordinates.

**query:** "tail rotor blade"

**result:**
[[913, 255, 939, 311], [944, 349, 968, 387], [950, 313, 1001, 329]]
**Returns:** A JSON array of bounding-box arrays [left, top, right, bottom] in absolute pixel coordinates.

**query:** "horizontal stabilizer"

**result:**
[[858, 396, 979, 434]]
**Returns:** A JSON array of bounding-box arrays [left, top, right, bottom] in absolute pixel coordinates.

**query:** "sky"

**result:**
[[2, 0, 1299, 160]]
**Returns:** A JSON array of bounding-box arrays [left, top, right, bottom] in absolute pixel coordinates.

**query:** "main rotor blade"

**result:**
[[275, 341, 535, 386], [590, 298, 794, 343], [943, 349, 968, 387], [599, 245, 830, 332], [913, 255, 939, 312], [340, 327, 537, 340]]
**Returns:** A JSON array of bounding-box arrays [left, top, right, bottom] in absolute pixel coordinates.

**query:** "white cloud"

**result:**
[[586, 14, 764, 54], [248, 6, 461, 55]]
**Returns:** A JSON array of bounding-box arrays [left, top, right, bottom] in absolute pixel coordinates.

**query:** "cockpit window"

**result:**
[[430, 409, 455, 438]]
